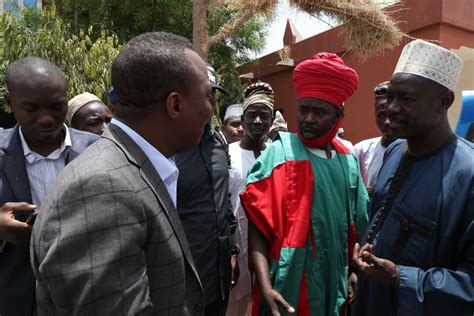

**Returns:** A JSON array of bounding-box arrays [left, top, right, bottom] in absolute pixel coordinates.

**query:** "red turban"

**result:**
[[292, 53, 359, 107]]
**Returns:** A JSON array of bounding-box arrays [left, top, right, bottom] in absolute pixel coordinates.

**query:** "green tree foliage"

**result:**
[[0, 6, 121, 111], [52, 0, 269, 114], [207, 9, 268, 118], [0, 14, 3, 62], [54, 0, 193, 43]]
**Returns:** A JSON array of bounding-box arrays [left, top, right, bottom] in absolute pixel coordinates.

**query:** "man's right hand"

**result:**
[[0, 202, 37, 245], [261, 287, 295, 315]]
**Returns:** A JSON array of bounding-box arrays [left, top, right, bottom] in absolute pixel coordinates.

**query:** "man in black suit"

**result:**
[[0, 57, 98, 315], [175, 64, 238, 316]]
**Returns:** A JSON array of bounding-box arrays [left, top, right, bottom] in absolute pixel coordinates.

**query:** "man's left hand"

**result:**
[[230, 254, 240, 290], [352, 243, 398, 286]]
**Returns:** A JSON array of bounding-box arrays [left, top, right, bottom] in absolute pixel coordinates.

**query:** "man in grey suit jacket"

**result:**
[[31, 32, 213, 315], [0, 57, 99, 316]]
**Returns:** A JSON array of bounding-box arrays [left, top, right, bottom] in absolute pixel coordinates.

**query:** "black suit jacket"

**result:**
[[175, 126, 236, 304], [0, 125, 98, 316]]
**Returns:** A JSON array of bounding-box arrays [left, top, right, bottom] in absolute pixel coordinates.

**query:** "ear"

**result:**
[[441, 90, 455, 109], [165, 92, 183, 119]]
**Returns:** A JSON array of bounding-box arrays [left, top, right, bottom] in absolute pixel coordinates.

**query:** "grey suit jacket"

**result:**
[[0, 125, 98, 316], [31, 123, 205, 315]]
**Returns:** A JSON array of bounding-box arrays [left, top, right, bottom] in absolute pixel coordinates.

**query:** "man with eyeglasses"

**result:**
[[174, 64, 238, 316]]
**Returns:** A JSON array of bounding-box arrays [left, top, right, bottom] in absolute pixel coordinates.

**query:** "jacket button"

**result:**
[[195, 304, 204, 311]]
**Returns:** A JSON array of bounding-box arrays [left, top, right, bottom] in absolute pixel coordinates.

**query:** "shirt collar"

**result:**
[[110, 118, 178, 183], [19, 124, 71, 162]]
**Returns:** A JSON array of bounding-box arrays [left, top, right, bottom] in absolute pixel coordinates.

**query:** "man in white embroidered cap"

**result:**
[[353, 39, 474, 316], [221, 104, 244, 144], [67, 92, 113, 135]]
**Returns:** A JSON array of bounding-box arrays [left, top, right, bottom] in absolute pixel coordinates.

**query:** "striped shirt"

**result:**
[[19, 125, 71, 207]]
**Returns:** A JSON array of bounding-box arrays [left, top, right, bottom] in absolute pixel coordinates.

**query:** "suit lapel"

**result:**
[[2, 126, 32, 203], [103, 124, 202, 288], [1, 126, 33, 219], [65, 128, 100, 164], [64, 129, 83, 164], [65, 144, 79, 164]]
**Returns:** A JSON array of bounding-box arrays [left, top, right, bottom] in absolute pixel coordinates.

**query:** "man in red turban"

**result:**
[[293, 52, 359, 150], [240, 53, 368, 315]]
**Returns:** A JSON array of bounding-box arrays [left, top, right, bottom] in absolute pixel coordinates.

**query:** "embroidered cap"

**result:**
[[393, 39, 463, 91], [67, 92, 103, 125], [224, 104, 243, 122], [242, 82, 274, 111]]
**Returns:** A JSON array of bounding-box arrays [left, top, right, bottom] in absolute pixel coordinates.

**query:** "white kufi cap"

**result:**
[[393, 39, 463, 91], [67, 92, 103, 125], [224, 104, 243, 122]]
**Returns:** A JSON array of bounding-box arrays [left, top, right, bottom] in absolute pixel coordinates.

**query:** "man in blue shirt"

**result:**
[[353, 39, 474, 316]]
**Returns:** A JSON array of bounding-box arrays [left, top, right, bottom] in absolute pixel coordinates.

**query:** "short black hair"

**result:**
[[5, 56, 65, 91], [112, 32, 196, 108]]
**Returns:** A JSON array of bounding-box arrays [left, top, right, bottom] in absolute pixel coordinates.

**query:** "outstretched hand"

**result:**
[[261, 287, 295, 315], [0, 202, 37, 245], [352, 243, 398, 286]]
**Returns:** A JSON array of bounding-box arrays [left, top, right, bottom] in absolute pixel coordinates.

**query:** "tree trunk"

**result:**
[[192, 0, 209, 59]]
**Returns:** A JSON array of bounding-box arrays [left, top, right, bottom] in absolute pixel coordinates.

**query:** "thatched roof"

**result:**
[[212, 0, 404, 60], [290, 0, 404, 59]]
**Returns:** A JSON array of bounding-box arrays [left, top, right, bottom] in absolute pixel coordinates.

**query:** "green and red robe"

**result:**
[[240, 132, 368, 316]]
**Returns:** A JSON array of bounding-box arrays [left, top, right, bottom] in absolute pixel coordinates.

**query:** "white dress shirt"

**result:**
[[19, 125, 71, 207], [110, 119, 179, 207], [228, 142, 256, 303], [352, 136, 387, 188]]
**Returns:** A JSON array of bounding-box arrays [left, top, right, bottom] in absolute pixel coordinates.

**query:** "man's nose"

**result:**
[[38, 112, 55, 125], [253, 116, 262, 123]]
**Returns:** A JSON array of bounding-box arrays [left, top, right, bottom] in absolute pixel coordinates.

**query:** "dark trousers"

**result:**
[[205, 294, 229, 316]]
